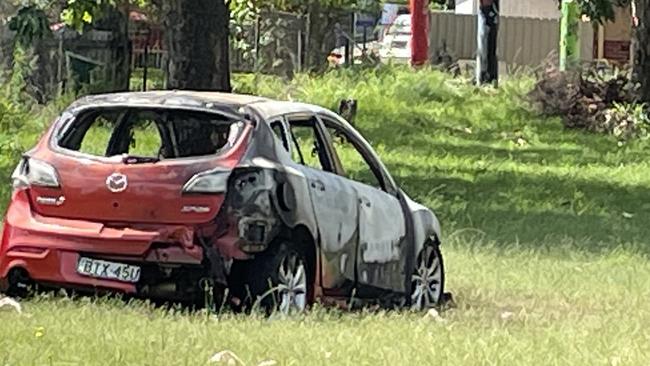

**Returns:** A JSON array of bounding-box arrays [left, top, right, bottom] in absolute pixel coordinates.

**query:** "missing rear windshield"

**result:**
[[57, 108, 245, 160]]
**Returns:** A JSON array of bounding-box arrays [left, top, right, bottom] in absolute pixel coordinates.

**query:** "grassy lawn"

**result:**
[[2, 68, 650, 365]]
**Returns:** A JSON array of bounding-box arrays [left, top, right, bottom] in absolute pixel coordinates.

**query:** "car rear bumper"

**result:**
[[0, 190, 206, 294]]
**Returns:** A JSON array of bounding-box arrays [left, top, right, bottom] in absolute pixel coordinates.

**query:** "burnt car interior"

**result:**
[[282, 115, 388, 193], [321, 119, 388, 192], [58, 108, 242, 161], [287, 117, 334, 172]]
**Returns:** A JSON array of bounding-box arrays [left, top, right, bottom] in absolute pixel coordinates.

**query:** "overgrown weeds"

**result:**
[[0, 61, 74, 209]]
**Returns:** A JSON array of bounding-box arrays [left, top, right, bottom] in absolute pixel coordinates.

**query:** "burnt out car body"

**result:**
[[0, 91, 444, 312]]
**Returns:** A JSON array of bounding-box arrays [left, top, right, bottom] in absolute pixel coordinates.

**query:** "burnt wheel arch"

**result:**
[[228, 224, 318, 311]]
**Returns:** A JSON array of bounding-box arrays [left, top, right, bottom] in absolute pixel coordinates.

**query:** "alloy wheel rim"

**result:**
[[277, 252, 307, 315], [411, 246, 443, 311]]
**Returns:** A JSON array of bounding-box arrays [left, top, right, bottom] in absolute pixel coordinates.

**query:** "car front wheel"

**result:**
[[410, 243, 445, 311]]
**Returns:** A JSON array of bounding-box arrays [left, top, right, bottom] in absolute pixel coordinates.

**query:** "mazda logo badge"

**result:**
[[106, 173, 128, 193]]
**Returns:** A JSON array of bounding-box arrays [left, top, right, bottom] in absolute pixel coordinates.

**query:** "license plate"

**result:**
[[77, 257, 141, 283]]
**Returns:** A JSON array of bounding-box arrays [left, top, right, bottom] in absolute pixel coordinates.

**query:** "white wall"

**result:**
[[455, 0, 477, 15], [501, 0, 561, 19], [456, 0, 561, 19]]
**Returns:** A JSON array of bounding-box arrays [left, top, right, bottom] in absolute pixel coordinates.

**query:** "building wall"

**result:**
[[501, 0, 560, 19], [456, 0, 561, 19], [601, 5, 633, 63], [430, 11, 594, 66], [455, 0, 476, 15]]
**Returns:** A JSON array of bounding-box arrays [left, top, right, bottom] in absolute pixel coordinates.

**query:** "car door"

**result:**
[[284, 115, 359, 291], [319, 114, 408, 292]]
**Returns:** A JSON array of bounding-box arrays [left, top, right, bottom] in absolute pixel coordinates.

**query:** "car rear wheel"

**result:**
[[230, 240, 312, 315], [410, 243, 445, 311]]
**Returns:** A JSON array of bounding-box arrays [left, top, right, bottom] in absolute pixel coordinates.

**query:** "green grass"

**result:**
[[2, 245, 650, 365], [2, 67, 650, 365], [130, 68, 166, 91]]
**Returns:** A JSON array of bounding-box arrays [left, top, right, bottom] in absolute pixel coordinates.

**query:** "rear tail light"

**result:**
[[11, 157, 61, 191], [182, 168, 231, 194]]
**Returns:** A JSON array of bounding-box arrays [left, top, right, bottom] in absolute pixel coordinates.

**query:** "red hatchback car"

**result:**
[[0, 92, 445, 313]]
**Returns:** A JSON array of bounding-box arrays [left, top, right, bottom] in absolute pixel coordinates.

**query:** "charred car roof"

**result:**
[[69, 91, 335, 121]]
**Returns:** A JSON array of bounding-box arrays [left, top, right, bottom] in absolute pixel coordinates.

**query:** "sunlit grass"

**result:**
[[2, 67, 650, 364], [2, 240, 649, 365]]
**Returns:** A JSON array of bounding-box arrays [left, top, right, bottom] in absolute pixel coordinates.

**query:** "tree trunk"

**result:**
[[96, 7, 130, 92], [635, 0, 650, 103], [163, 0, 231, 91]]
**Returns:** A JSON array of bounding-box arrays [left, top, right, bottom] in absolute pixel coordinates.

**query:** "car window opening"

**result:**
[[326, 127, 385, 191], [58, 108, 244, 160], [287, 119, 333, 172], [270, 121, 290, 152]]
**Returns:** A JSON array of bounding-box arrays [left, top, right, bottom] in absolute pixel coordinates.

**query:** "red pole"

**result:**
[[410, 0, 429, 66]]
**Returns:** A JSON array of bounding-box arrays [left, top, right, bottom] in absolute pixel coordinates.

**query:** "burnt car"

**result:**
[[0, 91, 444, 313]]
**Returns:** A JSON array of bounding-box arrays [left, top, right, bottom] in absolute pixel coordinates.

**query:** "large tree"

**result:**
[[161, 0, 230, 91]]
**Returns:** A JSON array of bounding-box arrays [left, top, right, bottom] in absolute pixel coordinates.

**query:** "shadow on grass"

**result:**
[[392, 162, 650, 255]]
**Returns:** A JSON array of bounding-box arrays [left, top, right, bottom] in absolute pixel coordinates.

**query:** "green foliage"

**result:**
[[60, 0, 102, 31], [0, 74, 31, 210], [60, 0, 152, 31], [130, 68, 166, 91], [579, 0, 631, 23], [0, 63, 74, 209], [7, 5, 51, 47], [229, 0, 260, 64], [558, 0, 632, 23], [6, 45, 39, 106]]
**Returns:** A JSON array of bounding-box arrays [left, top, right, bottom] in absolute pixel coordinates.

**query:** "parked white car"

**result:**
[[379, 14, 411, 63]]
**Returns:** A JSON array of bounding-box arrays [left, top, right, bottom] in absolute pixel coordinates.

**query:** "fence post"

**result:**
[[254, 15, 261, 73], [304, 13, 311, 70], [142, 28, 151, 91], [297, 27, 303, 73], [57, 36, 64, 96], [559, 0, 580, 71], [347, 13, 354, 65], [410, 0, 430, 66], [476, 0, 499, 85]]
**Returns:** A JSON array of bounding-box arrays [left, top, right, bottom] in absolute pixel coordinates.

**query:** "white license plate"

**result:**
[[77, 257, 141, 283]]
